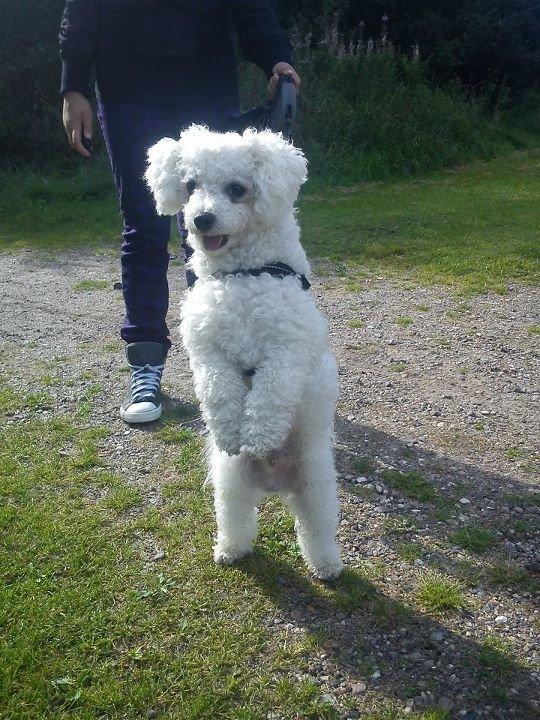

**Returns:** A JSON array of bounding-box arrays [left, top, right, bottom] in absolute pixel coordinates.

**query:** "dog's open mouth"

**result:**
[[202, 235, 229, 252]]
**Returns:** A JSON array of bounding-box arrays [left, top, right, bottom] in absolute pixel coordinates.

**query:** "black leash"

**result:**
[[212, 261, 310, 291], [224, 76, 297, 141]]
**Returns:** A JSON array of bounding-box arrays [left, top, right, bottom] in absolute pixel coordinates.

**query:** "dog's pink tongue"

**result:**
[[203, 235, 224, 251]]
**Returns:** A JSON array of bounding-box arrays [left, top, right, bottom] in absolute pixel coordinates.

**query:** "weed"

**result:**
[[396, 542, 423, 562], [351, 456, 375, 475], [476, 635, 519, 679], [395, 316, 414, 327], [450, 526, 497, 553], [158, 426, 197, 445], [381, 516, 417, 535], [390, 361, 407, 372], [416, 571, 466, 614], [347, 318, 364, 328], [381, 469, 438, 502], [73, 279, 109, 292], [505, 446, 525, 461], [487, 559, 535, 589]]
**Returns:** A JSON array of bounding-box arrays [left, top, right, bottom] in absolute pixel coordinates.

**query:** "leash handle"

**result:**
[[269, 75, 297, 141]]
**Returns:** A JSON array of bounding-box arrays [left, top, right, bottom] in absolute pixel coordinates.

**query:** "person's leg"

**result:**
[[175, 212, 197, 289], [97, 100, 174, 350]]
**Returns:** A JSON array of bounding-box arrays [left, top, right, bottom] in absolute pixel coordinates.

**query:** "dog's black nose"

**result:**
[[194, 212, 216, 232]]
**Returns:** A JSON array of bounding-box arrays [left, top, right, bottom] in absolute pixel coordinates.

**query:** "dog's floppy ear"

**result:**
[[145, 137, 186, 216], [245, 129, 307, 219]]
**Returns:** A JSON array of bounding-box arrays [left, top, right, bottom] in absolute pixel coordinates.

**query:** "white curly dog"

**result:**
[[145, 125, 343, 580]]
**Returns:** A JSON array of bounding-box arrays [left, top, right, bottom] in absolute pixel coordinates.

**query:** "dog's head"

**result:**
[[145, 125, 307, 255]]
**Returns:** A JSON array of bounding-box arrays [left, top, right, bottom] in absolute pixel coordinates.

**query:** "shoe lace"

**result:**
[[130, 363, 164, 403]]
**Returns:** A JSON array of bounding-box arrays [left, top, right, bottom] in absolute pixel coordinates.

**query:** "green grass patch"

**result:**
[[476, 636, 520, 680], [505, 446, 526, 461], [396, 542, 423, 562], [2, 151, 540, 294], [73, 279, 109, 292], [347, 318, 364, 328], [395, 316, 414, 327], [415, 571, 466, 614], [381, 470, 439, 503], [301, 150, 540, 293], [0, 393, 352, 719], [390, 361, 407, 373], [157, 426, 197, 445], [351, 456, 375, 475], [526, 324, 540, 335], [363, 703, 450, 720], [381, 516, 417, 535], [450, 526, 498, 553]]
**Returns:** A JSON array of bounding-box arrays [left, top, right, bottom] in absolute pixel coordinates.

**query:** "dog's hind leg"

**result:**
[[283, 442, 343, 580], [210, 445, 265, 565]]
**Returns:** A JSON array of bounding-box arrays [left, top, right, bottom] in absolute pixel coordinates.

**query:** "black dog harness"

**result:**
[[212, 261, 311, 291]]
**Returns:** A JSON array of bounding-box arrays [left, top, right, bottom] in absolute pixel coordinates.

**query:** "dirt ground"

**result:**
[[1, 249, 539, 719]]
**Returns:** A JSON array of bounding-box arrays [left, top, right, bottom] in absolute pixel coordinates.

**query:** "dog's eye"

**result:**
[[226, 182, 246, 200], [186, 179, 197, 194]]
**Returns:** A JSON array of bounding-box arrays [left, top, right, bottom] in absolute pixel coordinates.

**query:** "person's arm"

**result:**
[[59, 1, 99, 157], [230, 0, 300, 97]]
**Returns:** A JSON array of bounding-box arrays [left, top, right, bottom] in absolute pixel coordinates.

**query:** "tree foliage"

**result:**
[[278, 0, 540, 98]]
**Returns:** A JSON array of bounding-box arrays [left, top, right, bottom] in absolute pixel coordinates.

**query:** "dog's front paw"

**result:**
[[239, 423, 288, 459], [214, 543, 252, 566], [210, 426, 242, 456]]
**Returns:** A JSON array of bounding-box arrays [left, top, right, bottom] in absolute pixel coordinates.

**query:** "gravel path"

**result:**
[[1, 249, 539, 719]]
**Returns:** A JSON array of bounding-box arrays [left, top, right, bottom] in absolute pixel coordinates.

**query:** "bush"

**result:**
[[239, 38, 517, 185]]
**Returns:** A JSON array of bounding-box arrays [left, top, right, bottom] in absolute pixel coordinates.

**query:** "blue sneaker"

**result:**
[[120, 342, 166, 424]]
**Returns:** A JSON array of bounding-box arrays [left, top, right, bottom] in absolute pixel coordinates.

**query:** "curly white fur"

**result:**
[[146, 125, 343, 580]]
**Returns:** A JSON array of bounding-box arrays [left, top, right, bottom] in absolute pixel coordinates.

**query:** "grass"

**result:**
[[450, 526, 498, 554], [1, 150, 539, 294], [476, 635, 520, 680], [415, 571, 466, 615], [73, 279, 109, 292], [395, 542, 423, 562], [351, 456, 375, 475], [381, 470, 439, 503], [390, 361, 407, 373], [1, 387, 350, 719], [301, 150, 540, 294]]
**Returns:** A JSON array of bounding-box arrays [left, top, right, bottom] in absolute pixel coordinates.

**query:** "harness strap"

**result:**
[[212, 261, 310, 290]]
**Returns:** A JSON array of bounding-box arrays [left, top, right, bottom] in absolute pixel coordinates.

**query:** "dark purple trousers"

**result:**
[[97, 100, 225, 350]]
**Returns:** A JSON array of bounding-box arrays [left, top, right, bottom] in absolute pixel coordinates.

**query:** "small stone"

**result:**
[[113, 281, 123, 290], [430, 631, 444, 642], [495, 615, 508, 624], [319, 693, 336, 706], [347, 415, 355, 421], [151, 550, 165, 562], [459, 498, 471, 505], [355, 476, 368, 484], [371, 669, 381, 679], [351, 681, 367, 694]]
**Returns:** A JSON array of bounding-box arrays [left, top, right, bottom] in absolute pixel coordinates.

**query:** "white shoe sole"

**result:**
[[120, 404, 162, 424]]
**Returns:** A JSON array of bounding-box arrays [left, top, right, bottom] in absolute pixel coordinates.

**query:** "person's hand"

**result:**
[[63, 91, 93, 157], [268, 62, 300, 100]]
